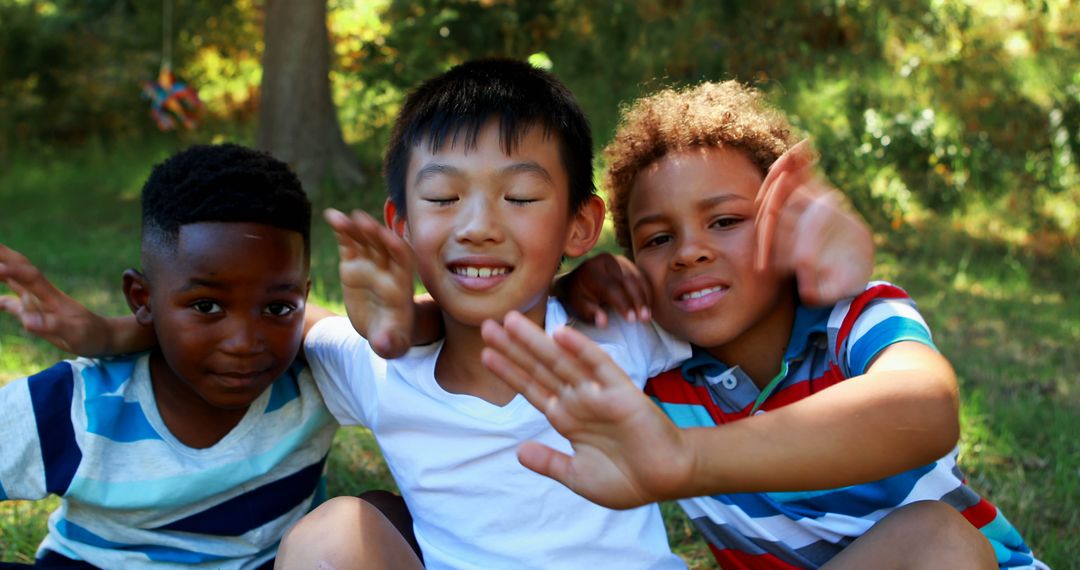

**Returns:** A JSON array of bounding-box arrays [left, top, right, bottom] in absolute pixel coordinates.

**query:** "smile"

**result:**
[[678, 285, 725, 301], [451, 266, 511, 278]]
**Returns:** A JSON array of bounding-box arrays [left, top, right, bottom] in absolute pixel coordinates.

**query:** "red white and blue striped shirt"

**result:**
[[645, 281, 1046, 569]]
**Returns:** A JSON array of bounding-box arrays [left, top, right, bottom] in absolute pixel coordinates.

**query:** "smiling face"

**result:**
[[628, 146, 794, 359], [391, 119, 599, 329], [131, 222, 309, 413]]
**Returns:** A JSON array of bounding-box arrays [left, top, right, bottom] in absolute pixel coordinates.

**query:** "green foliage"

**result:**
[[1, 5, 1078, 563]]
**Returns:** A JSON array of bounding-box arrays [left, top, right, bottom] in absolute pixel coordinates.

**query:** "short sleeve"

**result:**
[[0, 361, 83, 500], [303, 316, 385, 428], [829, 281, 935, 377]]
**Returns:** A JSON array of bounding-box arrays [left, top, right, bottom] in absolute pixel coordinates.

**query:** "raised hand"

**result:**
[[324, 208, 418, 358], [480, 311, 692, 509], [555, 253, 651, 328], [754, 140, 875, 305], [0, 244, 125, 355]]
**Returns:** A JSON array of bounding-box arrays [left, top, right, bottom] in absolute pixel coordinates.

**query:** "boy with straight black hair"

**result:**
[[280, 57, 689, 569], [0, 144, 341, 569]]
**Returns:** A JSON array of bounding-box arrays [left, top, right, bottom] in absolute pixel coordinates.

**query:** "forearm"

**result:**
[[97, 315, 156, 356], [679, 349, 958, 495]]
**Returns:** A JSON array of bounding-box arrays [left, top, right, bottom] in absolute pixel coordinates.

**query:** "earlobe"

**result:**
[[122, 269, 154, 326], [384, 198, 410, 240], [565, 195, 606, 257]]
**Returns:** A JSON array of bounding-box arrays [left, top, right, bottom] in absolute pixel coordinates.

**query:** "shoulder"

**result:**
[[827, 281, 934, 376]]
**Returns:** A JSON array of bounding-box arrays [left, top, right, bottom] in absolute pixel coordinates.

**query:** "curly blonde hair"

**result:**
[[604, 80, 800, 253]]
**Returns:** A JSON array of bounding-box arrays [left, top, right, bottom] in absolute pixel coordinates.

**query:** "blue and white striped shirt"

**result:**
[[0, 353, 337, 569]]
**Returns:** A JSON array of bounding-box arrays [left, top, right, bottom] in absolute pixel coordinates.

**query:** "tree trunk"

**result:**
[[257, 0, 363, 196]]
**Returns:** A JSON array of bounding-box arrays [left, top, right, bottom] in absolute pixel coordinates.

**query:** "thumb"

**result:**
[[518, 441, 574, 486]]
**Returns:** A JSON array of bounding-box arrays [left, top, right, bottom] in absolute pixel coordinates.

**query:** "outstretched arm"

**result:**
[[0, 244, 154, 356], [481, 312, 958, 509], [324, 209, 441, 358], [755, 140, 875, 305]]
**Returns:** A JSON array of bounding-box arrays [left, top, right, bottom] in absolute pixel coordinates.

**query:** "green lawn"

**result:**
[[1, 140, 1075, 567]]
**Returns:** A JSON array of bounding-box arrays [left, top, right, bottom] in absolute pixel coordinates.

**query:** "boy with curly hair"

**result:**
[[482, 81, 1046, 568]]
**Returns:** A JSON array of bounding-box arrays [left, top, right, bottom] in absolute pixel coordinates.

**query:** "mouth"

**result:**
[[450, 266, 511, 278], [447, 260, 514, 290], [213, 368, 273, 389], [672, 282, 728, 312]]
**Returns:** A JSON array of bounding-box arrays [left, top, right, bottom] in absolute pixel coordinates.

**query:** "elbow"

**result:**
[[923, 369, 961, 459]]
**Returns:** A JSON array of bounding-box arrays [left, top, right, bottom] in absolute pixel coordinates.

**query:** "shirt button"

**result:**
[[753, 410, 766, 416], [720, 375, 738, 390]]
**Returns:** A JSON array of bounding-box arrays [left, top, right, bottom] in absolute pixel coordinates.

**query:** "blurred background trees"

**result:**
[[1, 0, 1076, 240]]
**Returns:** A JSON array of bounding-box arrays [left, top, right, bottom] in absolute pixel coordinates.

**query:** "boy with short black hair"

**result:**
[[280, 57, 690, 569], [481, 81, 1045, 569], [0, 144, 339, 569]]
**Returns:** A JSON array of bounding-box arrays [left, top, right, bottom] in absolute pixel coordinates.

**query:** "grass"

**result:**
[[1, 139, 1076, 567]]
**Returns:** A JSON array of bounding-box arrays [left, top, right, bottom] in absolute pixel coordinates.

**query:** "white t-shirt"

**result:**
[[304, 298, 690, 570]]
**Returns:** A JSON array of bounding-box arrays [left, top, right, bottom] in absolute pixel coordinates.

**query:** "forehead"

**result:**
[[628, 147, 763, 215], [147, 222, 307, 283], [405, 119, 568, 187]]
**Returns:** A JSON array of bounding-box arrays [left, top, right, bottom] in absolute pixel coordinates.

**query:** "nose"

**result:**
[[219, 315, 266, 355], [455, 194, 504, 245], [671, 231, 715, 269]]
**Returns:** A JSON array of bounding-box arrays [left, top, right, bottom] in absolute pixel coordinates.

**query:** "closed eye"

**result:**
[[506, 197, 539, 205], [425, 197, 457, 206]]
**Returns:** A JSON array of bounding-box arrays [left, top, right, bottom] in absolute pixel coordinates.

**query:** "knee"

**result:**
[[884, 501, 997, 569], [279, 496, 368, 553], [276, 496, 422, 570]]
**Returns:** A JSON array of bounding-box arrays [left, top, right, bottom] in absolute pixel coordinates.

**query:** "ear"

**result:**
[[122, 269, 154, 326], [564, 195, 606, 258], [384, 198, 410, 240]]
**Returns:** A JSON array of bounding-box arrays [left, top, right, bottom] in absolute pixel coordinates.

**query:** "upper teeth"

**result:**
[[680, 286, 723, 301], [455, 267, 509, 278]]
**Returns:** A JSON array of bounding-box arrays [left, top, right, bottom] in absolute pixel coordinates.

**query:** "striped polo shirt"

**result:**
[[0, 353, 337, 569], [645, 281, 1046, 569]]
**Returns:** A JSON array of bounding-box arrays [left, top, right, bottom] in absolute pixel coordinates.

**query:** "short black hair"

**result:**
[[384, 58, 595, 216], [140, 144, 311, 259]]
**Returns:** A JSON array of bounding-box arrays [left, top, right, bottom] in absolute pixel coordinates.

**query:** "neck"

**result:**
[[706, 287, 798, 390], [435, 299, 549, 406], [148, 352, 248, 449]]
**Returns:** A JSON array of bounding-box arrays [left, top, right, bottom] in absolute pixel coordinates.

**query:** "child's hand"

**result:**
[[555, 253, 651, 328], [480, 311, 692, 509], [754, 140, 875, 305], [0, 244, 112, 355], [325, 208, 417, 359]]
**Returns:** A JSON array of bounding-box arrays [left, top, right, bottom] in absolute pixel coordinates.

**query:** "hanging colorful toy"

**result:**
[[142, 0, 203, 131]]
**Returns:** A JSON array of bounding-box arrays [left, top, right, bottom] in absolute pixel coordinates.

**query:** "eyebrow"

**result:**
[[412, 161, 554, 186], [500, 161, 554, 184], [414, 163, 460, 186], [631, 193, 748, 232], [177, 278, 305, 295]]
